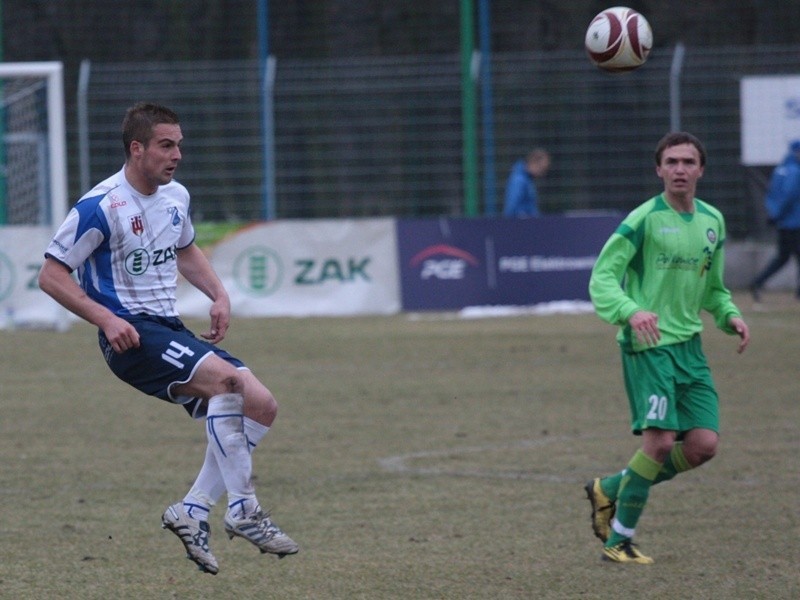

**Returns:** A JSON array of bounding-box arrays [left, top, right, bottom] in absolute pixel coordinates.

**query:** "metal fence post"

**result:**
[[77, 59, 91, 194], [479, 0, 497, 216], [262, 56, 277, 221], [670, 42, 686, 132]]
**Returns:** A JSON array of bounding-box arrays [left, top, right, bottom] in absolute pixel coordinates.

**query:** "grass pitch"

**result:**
[[1, 292, 798, 599]]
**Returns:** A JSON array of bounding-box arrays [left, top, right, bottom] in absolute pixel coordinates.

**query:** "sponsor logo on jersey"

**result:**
[[655, 253, 700, 271], [125, 248, 150, 275], [129, 214, 145, 236], [108, 192, 127, 208], [124, 245, 177, 276], [50, 239, 69, 254]]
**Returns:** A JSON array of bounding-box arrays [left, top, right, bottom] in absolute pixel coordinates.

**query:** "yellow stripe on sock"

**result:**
[[670, 443, 692, 473], [629, 449, 662, 481]]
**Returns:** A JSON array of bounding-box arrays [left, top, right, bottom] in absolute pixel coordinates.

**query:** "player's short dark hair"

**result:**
[[655, 131, 706, 167], [122, 102, 180, 158]]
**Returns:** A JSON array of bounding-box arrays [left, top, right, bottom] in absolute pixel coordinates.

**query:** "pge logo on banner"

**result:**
[[410, 244, 480, 280]]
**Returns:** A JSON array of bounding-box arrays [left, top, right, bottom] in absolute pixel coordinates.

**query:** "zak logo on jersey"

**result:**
[[129, 214, 145, 236]]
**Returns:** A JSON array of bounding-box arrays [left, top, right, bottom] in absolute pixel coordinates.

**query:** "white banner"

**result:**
[[0, 226, 68, 330], [741, 75, 800, 166], [177, 218, 401, 317]]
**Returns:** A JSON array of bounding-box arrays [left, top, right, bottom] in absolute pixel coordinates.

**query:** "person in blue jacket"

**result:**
[[503, 149, 551, 217], [750, 139, 800, 302]]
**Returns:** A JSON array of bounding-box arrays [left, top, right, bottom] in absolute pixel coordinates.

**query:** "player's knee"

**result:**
[[221, 372, 244, 395], [692, 449, 716, 467], [265, 388, 277, 412], [696, 441, 717, 464], [685, 437, 718, 466], [646, 437, 676, 463], [260, 389, 278, 421], [245, 387, 277, 426]]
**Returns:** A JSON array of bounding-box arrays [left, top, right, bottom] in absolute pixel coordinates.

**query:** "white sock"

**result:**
[[184, 417, 270, 511], [181, 499, 211, 521], [245, 417, 270, 449], [204, 393, 256, 510], [183, 443, 221, 516]]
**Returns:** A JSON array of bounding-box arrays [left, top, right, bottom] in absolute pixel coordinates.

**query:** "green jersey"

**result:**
[[589, 193, 742, 353]]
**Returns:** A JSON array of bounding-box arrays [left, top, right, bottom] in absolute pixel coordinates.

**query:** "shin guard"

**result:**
[[205, 393, 255, 502]]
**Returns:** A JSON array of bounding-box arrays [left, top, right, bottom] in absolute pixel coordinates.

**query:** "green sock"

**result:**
[[600, 471, 623, 502], [605, 450, 661, 547], [652, 443, 692, 485], [600, 443, 692, 501]]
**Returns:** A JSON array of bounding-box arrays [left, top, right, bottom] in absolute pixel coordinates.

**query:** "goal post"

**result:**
[[0, 61, 68, 226], [0, 61, 69, 329]]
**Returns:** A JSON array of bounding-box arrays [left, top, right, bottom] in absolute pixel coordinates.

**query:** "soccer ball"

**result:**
[[585, 6, 653, 73]]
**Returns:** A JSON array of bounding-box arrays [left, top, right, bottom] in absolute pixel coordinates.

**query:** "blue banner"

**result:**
[[396, 215, 621, 311]]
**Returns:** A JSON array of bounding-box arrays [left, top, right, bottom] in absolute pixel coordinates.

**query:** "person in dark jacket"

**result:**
[[750, 139, 800, 302], [503, 149, 550, 217]]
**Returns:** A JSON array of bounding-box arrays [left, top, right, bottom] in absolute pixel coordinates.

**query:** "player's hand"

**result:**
[[102, 317, 141, 353], [629, 310, 660, 347], [202, 297, 230, 344], [729, 316, 750, 354]]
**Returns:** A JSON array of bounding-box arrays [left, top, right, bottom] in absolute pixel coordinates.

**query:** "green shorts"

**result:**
[[621, 335, 719, 435]]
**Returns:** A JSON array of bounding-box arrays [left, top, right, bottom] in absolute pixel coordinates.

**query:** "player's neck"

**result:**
[[124, 164, 158, 196], [664, 191, 695, 213]]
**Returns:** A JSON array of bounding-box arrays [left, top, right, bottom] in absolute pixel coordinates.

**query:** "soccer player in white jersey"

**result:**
[[38, 102, 298, 574]]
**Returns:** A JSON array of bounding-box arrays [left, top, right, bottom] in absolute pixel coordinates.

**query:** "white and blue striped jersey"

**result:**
[[45, 167, 196, 317]]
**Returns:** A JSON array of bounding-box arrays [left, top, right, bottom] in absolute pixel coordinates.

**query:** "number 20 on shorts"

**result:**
[[646, 394, 668, 422]]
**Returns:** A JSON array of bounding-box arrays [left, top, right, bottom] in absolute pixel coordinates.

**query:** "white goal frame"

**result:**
[[0, 61, 68, 227], [0, 62, 69, 330]]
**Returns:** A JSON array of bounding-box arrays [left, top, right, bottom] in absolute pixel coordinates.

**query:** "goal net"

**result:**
[[0, 62, 68, 329], [0, 62, 67, 226]]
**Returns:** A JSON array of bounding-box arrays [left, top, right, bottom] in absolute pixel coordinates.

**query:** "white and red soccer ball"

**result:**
[[585, 6, 653, 73]]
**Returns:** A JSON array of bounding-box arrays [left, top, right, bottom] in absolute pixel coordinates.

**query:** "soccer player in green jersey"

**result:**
[[585, 131, 750, 564]]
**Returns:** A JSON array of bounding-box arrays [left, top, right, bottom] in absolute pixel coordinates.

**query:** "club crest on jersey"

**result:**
[[168, 206, 182, 230], [706, 228, 717, 244], [129, 214, 145, 236]]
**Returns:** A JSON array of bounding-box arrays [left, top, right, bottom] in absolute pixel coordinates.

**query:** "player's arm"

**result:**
[[701, 243, 748, 353], [590, 236, 659, 346], [37, 257, 140, 353], [588, 232, 642, 326], [176, 242, 230, 344]]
